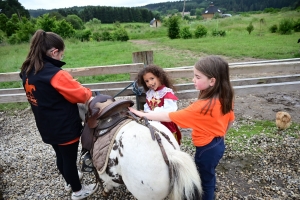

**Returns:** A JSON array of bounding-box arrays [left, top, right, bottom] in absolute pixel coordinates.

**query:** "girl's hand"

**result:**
[[128, 107, 145, 117]]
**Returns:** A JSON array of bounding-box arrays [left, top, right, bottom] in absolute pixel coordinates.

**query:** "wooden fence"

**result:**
[[1, 58, 300, 104]]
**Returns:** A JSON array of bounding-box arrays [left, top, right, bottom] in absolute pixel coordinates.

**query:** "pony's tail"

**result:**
[[168, 150, 202, 200]]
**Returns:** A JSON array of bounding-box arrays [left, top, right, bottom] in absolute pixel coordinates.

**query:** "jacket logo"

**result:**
[[25, 78, 37, 106]]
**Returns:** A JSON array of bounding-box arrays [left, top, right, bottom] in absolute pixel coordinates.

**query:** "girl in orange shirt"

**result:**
[[129, 56, 235, 200]]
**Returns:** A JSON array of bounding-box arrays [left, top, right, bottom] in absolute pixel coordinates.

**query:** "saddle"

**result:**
[[81, 94, 134, 151]]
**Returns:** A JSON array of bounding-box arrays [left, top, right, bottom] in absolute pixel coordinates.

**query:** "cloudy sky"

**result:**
[[18, 0, 172, 10]]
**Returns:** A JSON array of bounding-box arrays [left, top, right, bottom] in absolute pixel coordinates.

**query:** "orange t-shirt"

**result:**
[[169, 99, 234, 147]]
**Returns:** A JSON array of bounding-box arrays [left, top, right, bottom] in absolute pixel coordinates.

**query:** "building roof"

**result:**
[[203, 2, 221, 14], [150, 18, 159, 25], [150, 18, 156, 25]]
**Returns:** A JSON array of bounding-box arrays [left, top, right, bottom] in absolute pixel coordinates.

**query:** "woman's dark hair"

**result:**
[[195, 56, 234, 115], [21, 30, 65, 75], [136, 64, 176, 92]]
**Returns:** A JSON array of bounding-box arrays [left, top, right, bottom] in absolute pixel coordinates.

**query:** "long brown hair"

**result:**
[[136, 64, 176, 92], [195, 56, 234, 115], [21, 30, 65, 75]]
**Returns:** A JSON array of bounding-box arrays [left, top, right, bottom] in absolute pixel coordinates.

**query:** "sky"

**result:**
[[18, 0, 172, 10]]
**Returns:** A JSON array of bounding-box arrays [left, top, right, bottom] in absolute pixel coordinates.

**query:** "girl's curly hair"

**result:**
[[136, 64, 176, 92]]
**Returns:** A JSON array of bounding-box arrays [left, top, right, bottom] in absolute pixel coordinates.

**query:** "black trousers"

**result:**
[[51, 141, 81, 192]]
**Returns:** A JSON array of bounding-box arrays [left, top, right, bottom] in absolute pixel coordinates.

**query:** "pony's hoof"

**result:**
[[102, 190, 110, 197]]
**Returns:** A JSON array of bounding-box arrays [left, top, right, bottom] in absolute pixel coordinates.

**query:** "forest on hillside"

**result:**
[[143, 0, 300, 14], [1, 0, 300, 22]]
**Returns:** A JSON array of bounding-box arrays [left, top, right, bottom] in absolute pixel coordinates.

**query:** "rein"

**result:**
[[127, 111, 176, 187]]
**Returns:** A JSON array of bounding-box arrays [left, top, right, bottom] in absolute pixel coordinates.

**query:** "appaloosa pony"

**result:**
[[78, 94, 202, 200]]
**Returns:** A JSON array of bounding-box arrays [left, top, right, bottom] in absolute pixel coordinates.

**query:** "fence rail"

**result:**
[[0, 59, 300, 104]]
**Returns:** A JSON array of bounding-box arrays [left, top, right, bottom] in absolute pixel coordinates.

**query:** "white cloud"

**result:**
[[18, 0, 171, 10]]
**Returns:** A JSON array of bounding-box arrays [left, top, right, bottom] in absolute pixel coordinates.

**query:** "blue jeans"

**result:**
[[195, 137, 225, 200]]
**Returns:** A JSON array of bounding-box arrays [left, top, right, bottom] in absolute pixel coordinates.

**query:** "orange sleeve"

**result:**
[[50, 70, 92, 104]]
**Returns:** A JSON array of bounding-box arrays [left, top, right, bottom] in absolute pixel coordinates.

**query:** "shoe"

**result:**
[[64, 170, 84, 192], [71, 183, 98, 200]]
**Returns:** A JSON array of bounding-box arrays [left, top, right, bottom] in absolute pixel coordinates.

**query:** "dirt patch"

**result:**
[[234, 91, 300, 122]]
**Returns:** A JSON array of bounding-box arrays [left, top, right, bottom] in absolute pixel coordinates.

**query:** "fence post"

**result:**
[[132, 51, 153, 66], [132, 51, 153, 110]]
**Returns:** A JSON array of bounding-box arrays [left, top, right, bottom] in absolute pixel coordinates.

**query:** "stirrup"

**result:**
[[81, 151, 95, 173]]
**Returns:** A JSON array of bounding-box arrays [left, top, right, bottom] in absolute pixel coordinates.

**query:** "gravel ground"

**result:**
[[0, 90, 300, 200]]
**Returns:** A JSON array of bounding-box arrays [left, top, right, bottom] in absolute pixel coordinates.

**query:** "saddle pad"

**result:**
[[91, 119, 132, 174]]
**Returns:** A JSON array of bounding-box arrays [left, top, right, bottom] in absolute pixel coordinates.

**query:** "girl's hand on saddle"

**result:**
[[128, 107, 145, 117]]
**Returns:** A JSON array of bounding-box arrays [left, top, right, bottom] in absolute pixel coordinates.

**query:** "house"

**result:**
[[150, 18, 162, 28], [202, 2, 222, 20]]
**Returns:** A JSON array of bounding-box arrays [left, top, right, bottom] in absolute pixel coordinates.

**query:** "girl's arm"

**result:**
[[50, 70, 92, 104], [128, 107, 171, 122]]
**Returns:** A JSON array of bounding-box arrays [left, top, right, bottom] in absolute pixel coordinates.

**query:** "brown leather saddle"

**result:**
[[81, 94, 134, 151]]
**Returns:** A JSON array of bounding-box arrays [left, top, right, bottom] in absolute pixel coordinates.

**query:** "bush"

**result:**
[[246, 22, 254, 34], [293, 19, 300, 32], [167, 16, 180, 39], [264, 7, 280, 13], [92, 32, 101, 41], [0, 30, 5, 44], [66, 14, 85, 30], [212, 29, 226, 37], [101, 31, 112, 41], [8, 34, 20, 44], [194, 25, 207, 38], [112, 28, 129, 41], [180, 26, 192, 39], [278, 19, 293, 35], [269, 24, 278, 33], [75, 29, 92, 41], [53, 19, 75, 38], [36, 13, 57, 32]]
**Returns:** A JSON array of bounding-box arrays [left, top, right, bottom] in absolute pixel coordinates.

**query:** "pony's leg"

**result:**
[[102, 184, 113, 196]]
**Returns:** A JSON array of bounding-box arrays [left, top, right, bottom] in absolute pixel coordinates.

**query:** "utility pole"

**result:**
[[182, 0, 186, 18]]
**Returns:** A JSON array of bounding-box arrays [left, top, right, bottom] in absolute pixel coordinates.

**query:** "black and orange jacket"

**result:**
[[20, 56, 92, 144]]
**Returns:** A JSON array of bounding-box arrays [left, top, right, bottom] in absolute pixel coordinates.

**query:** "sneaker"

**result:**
[[71, 183, 98, 200], [64, 170, 84, 192]]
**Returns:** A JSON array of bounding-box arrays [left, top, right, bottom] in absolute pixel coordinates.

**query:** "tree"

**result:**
[[5, 13, 19, 37], [0, 0, 29, 18], [168, 16, 180, 39], [0, 13, 9, 32], [15, 17, 35, 42], [53, 19, 75, 38], [194, 24, 207, 38], [36, 14, 57, 32], [259, 18, 265, 36], [66, 14, 84, 30], [182, 0, 186, 18], [246, 22, 254, 34]]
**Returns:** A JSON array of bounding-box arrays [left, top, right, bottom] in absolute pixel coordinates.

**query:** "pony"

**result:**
[[77, 97, 202, 200]]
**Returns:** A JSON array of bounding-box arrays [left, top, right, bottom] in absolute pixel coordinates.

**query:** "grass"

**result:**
[[181, 119, 300, 151], [0, 10, 300, 110], [226, 120, 300, 152]]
